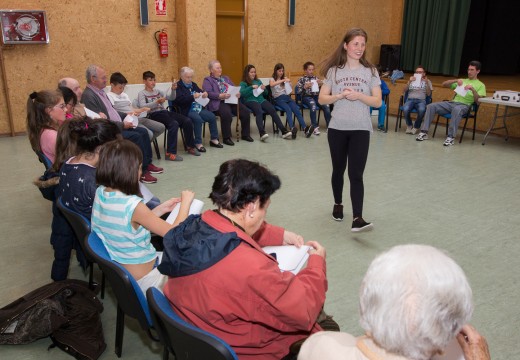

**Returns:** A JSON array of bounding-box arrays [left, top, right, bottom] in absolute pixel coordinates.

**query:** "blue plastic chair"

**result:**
[[433, 102, 480, 143], [85, 232, 158, 357], [146, 287, 239, 360], [35, 150, 53, 170], [395, 90, 432, 132], [56, 197, 106, 297]]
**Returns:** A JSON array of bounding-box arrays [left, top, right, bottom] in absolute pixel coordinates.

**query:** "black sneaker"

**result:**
[[305, 125, 316, 138], [351, 217, 373, 232], [291, 127, 298, 139], [332, 204, 343, 221]]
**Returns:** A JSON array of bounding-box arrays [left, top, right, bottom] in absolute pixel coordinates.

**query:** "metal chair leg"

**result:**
[[115, 305, 125, 357], [152, 138, 161, 159]]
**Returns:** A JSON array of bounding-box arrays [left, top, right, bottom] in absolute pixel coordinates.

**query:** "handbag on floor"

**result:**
[[0, 279, 106, 360]]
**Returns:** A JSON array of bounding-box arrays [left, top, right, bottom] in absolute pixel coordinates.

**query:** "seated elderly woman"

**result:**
[[174, 66, 223, 151], [202, 60, 253, 146], [159, 159, 332, 360], [298, 244, 490, 360]]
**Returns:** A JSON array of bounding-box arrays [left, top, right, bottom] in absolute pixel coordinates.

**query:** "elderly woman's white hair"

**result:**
[[359, 244, 473, 360], [208, 59, 220, 72], [180, 66, 194, 77]]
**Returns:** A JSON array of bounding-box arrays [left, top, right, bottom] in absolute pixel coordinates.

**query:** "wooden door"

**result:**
[[216, 0, 247, 85]]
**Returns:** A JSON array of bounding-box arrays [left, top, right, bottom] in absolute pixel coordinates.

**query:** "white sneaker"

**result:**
[[282, 131, 292, 139], [443, 136, 455, 146], [416, 132, 429, 141], [313, 127, 320, 135], [260, 133, 269, 142], [411, 127, 418, 135], [405, 126, 413, 134]]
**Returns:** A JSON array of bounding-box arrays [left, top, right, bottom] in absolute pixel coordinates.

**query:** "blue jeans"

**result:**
[[273, 95, 306, 129], [370, 101, 387, 128], [189, 109, 219, 145], [403, 98, 426, 128], [302, 95, 331, 127]]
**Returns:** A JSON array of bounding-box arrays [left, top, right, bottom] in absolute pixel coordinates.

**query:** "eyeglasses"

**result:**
[[415, 70, 425, 74], [53, 103, 67, 110]]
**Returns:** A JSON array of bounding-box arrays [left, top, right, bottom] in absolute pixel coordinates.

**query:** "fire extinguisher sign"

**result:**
[[155, 0, 166, 16]]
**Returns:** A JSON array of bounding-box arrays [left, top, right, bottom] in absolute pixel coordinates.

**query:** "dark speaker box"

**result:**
[[379, 45, 401, 72]]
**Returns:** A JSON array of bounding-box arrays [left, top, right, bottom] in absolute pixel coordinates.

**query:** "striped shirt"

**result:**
[[91, 186, 156, 265]]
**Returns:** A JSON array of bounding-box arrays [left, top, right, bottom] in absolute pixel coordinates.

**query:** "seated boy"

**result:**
[[295, 61, 332, 134], [137, 71, 199, 161], [107, 72, 165, 141]]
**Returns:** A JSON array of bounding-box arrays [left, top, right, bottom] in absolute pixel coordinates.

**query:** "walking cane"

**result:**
[[235, 97, 240, 142]]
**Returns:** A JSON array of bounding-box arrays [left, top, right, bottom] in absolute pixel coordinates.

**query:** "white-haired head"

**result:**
[[359, 244, 473, 360], [180, 66, 194, 77], [208, 59, 220, 72]]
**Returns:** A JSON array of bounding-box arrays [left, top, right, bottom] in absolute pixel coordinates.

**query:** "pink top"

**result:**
[[40, 128, 58, 164]]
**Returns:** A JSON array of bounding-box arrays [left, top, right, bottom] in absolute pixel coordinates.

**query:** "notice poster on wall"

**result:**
[[155, 0, 166, 16]]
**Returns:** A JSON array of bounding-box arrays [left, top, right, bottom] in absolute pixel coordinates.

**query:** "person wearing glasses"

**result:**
[[402, 65, 432, 135]]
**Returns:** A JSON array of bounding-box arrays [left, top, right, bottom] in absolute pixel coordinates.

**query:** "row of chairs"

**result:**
[[395, 90, 480, 143], [56, 198, 238, 359]]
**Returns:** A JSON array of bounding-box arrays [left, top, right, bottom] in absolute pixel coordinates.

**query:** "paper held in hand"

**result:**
[[284, 82, 293, 95], [454, 85, 468, 97], [411, 73, 422, 87], [224, 86, 241, 104], [262, 245, 311, 275], [123, 114, 139, 128], [165, 199, 205, 224], [311, 80, 319, 92], [84, 107, 101, 119], [253, 87, 264, 97], [195, 93, 210, 107]]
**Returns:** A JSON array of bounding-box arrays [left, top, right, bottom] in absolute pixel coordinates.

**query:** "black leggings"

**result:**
[[327, 129, 370, 218]]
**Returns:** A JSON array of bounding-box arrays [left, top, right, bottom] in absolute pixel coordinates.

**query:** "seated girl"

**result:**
[[91, 139, 194, 293], [27, 90, 67, 164], [269, 63, 313, 138], [239, 64, 292, 141]]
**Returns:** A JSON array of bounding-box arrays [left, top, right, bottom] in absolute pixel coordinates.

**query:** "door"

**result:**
[[216, 0, 247, 84]]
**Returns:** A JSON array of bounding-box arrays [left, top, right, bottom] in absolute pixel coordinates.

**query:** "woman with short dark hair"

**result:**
[[160, 159, 330, 360]]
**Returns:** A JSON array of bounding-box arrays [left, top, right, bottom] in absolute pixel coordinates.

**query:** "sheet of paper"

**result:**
[[165, 199, 204, 224], [262, 245, 311, 275], [138, 111, 148, 118], [195, 93, 210, 107], [123, 114, 139, 128], [224, 86, 240, 104], [412, 73, 422, 87], [454, 85, 468, 97], [311, 79, 319, 92], [284, 81, 292, 95], [84, 107, 101, 119], [139, 183, 154, 204], [253, 87, 264, 97]]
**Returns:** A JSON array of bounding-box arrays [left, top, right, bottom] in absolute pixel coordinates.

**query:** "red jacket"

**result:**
[[162, 210, 327, 360]]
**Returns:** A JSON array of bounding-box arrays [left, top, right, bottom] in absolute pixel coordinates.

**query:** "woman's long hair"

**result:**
[[242, 64, 257, 86], [26, 90, 62, 153], [271, 63, 285, 81], [319, 28, 376, 79]]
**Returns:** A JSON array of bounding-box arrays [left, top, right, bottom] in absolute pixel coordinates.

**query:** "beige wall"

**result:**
[[248, 0, 404, 78], [0, 0, 178, 135], [0, 0, 404, 135]]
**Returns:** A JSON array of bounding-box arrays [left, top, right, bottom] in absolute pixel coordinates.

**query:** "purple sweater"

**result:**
[[202, 75, 234, 112]]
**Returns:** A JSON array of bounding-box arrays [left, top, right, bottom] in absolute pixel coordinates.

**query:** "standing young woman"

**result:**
[[318, 28, 381, 232]]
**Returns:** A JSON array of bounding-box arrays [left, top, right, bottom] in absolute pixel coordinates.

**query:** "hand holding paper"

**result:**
[[262, 245, 311, 274], [412, 73, 422, 87], [284, 81, 292, 95], [85, 107, 102, 119], [253, 86, 264, 97], [123, 114, 139, 128], [311, 79, 319, 92], [224, 86, 241, 104], [454, 85, 468, 97], [195, 93, 210, 107], [165, 198, 204, 224]]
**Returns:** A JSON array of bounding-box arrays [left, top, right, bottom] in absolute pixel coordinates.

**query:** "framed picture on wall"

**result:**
[[0, 10, 49, 44]]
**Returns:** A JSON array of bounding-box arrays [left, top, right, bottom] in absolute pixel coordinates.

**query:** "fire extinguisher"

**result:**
[[154, 29, 168, 58]]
